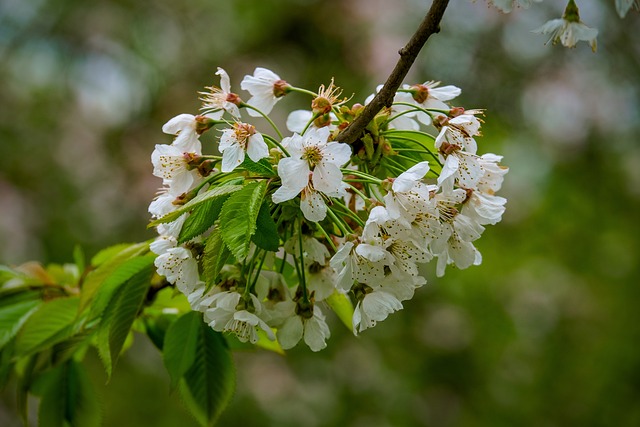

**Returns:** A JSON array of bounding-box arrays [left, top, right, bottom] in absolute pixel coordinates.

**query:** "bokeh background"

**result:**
[[1, 0, 639, 426]]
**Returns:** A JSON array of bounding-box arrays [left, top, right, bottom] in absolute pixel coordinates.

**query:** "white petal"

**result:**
[[246, 133, 269, 162], [286, 110, 313, 134], [162, 114, 195, 135], [300, 190, 327, 222], [221, 144, 245, 172], [277, 157, 310, 193], [392, 161, 430, 192], [322, 142, 352, 167], [312, 163, 344, 196], [216, 67, 231, 94], [277, 316, 303, 349]]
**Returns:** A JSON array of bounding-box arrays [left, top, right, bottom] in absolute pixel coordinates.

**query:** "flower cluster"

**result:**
[[149, 66, 508, 351]]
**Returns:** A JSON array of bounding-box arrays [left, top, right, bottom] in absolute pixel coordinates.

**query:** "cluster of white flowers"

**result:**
[[149, 66, 508, 351]]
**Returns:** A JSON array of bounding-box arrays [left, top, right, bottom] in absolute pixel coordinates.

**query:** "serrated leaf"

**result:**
[[144, 311, 179, 351], [14, 298, 80, 357], [163, 311, 201, 390], [178, 196, 227, 244], [80, 242, 149, 312], [178, 314, 234, 427], [202, 228, 230, 291], [36, 360, 101, 427], [251, 202, 280, 252], [240, 157, 276, 176], [86, 254, 156, 320], [326, 290, 354, 331], [97, 266, 153, 378], [219, 181, 266, 260], [149, 184, 243, 227], [0, 299, 41, 350]]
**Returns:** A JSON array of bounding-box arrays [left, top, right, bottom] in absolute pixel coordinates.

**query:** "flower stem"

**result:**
[[263, 134, 290, 157], [241, 103, 284, 139]]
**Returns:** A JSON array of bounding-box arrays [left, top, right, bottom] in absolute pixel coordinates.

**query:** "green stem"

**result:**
[[340, 168, 383, 184], [288, 86, 319, 98], [297, 218, 309, 303], [263, 134, 290, 157], [242, 103, 284, 139], [326, 208, 351, 237], [316, 223, 337, 252]]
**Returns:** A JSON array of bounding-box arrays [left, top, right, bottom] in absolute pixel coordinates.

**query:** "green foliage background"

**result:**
[[1, 0, 639, 426]]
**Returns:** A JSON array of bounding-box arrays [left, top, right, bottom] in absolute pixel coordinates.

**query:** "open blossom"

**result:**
[[277, 305, 331, 352], [532, 0, 597, 52], [406, 81, 461, 126], [272, 127, 351, 221], [151, 144, 202, 194], [352, 284, 403, 334], [241, 67, 289, 116], [154, 245, 200, 294], [384, 161, 433, 226], [162, 114, 203, 153], [219, 122, 269, 172], [204, 291, 274, 344], [200, 67, 242, 118]]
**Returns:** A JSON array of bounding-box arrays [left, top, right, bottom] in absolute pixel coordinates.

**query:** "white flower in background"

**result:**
[[490, 0, 542, 13], [272, 127, 351, 221], [277, 305, 331, 352], [162, 114, 203, 153], [219, 122, 269, 172], [286, 110, 338, 134], [151, 144, 202, 194], [406, 81, 461, 126], [205, 291, 275, 343], [200, 67, 242, 118], [241, 67, 289, 116], [532, 0, 597, 52], [616, 0, 640, 17]]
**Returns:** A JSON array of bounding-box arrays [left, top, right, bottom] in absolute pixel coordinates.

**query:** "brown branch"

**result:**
[[336, 0, 451, 145]]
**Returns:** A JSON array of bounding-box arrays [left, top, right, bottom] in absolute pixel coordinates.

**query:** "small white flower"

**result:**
[[477, 154, 509, 194], [533, 18, 598, 52], [162, 114, 202, 153], [241, 67, 289, 117], [462, 189, 507, 225], [151, 144, 202, 194], [154, 246, 200, 294], [277, 305, 330, 352], [490, 0, 542, 13], [204, 291, 275, 343], [352, 286, 403, 334], [148, 187, 180, 218], [219, 122, 269, 172], [200, 67, 241, 118], [384, 161, 433, 226], [272, 127, 351, 221], [286, 110, 338, 134], [406, 81, 462, 126], [330, 241, 386, 292]]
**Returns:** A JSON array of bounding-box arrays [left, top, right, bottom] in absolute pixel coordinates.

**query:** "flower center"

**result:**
[[302, 146, 323, 167], [233, 123, 256, 148]]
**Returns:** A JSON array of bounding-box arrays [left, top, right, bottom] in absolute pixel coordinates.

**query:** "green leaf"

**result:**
[[149, 184, 243, 227], [36, 360, 101, 427], [143, 310, 179, 351], [178, 196, 227, 244], [14, 298, 80, 357], [163, 311, 201, 390], [97, 265, 153, 378], [80, 242, 149, 312], [86, 254, 156, 320], [219, 181, 266, 260], [73, 245, 85, 274], [326, 290, 355, 331], [240, 157, 276, 176], [0, 299, 41, 350], [251, 202, 280, 252], [90, 242, 141, 267], [178, 313, 234, 427], [202, 228, 230, 291]]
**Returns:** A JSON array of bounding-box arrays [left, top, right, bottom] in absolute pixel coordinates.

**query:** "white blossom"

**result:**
[[272, 127, 351, 221], [204, 291, 274, 343], [154, 246, 200, 294], [241, 67, 287, 116], [162, 114, 202, 153], [406, 81, 461, 126], [151, 144, 201, 194], [200, 67, 241, 118], [533, 18, 598, 52], [352, 287, 403, 334], [219, 122, 269, 172], [277, 305, 330, 352]]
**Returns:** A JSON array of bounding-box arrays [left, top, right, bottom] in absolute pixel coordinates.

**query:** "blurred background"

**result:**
[[1, 0, 639, 426]]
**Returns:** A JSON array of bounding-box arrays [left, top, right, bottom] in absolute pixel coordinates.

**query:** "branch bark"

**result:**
[[335, 0, 451, 145]]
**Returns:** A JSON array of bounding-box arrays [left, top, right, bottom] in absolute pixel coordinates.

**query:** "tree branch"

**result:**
[[336, 0, 451, 145]]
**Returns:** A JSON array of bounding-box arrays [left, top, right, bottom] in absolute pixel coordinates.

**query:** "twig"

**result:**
[[335, 0, 451, 145]]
